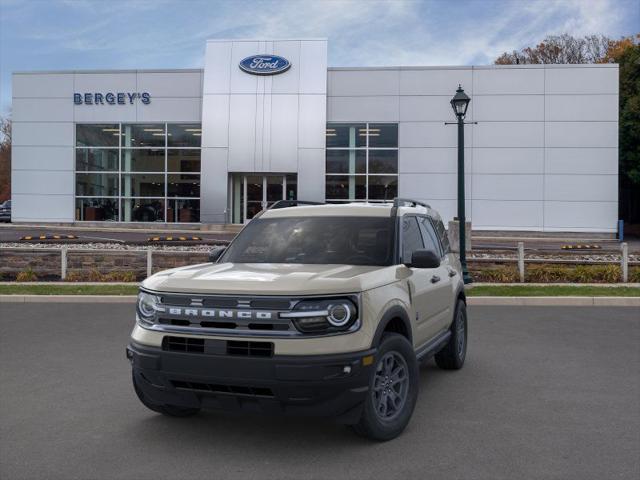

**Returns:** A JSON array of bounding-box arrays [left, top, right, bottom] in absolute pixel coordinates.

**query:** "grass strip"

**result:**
[[0, 284, 138, 295], [467, 285, 640, 297]]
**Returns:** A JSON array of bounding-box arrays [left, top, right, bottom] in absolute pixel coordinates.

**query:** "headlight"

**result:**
[[281, 298, 358, 334], [136, 291, 161, 325]]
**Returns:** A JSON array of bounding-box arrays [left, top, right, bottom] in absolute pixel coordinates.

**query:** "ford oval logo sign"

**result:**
[[239, 55, 291, 75]]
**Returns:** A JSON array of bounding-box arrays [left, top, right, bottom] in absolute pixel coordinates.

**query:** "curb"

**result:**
[[1, 295, 639, 306], [467, 296, 640, 306], [467, 282, 640, 288]]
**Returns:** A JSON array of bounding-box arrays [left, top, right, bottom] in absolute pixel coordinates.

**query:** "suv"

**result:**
[[0, 200, 10, 222], [127, 199, 467, 441]]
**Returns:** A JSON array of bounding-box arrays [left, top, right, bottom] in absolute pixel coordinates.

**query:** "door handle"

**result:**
[[430, 275, 441, 283], [447, 267, 457, 277]]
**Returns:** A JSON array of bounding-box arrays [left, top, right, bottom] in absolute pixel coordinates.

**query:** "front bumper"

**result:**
[[127, 341, 376, 422]]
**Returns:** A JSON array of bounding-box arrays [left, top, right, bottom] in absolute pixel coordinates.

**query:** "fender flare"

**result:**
[[371, 305, 413, 348], [456, 286, 466, 304]]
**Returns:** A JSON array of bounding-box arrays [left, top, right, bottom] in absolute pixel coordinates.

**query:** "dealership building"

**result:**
[[11, 39, 619, 231]]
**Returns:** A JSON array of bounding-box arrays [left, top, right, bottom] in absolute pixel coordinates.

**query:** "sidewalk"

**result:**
[[0, 222, 242, 235]]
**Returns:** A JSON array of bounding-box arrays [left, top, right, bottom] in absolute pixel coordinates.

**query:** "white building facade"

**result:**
[[11, 39, 619, 232]]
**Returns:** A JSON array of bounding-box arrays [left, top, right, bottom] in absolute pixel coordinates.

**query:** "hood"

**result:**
[[142, 262, 400, 295]]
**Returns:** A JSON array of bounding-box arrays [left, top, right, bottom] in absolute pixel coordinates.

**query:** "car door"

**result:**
[[400, 215, 443, 347], [417, 216, 454, 333]]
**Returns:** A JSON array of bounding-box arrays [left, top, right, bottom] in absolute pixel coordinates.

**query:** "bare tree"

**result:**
[[0, 116, 11, 201], [495, 34, 611, 64]]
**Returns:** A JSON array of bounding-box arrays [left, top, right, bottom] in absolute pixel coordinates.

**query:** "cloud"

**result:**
[[0, 0, 637, 114]]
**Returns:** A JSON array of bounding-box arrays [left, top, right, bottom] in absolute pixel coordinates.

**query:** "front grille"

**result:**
[[145, 292, 359, 338], [162, 336, 204, 353], [171, 380, 274, 397], [159, 295, 238, 308], [249, 298, 292, 310], [227, 340, 274, 357], [162, 336, 274, 357]]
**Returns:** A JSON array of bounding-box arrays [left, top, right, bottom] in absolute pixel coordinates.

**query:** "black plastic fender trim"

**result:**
[[371, 305, 413, 348]]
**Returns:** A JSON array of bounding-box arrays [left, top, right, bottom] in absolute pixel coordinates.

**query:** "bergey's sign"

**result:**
[[74, 92, 151, 105], [239, 55, 291, 75]]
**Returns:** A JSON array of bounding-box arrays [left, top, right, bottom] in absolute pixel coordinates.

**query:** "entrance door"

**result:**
[[245, 175, 264, 221], [231, 174, 297, 223]]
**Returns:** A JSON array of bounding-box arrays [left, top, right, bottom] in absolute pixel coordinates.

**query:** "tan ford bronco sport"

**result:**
[[127, 198, 467, 441]]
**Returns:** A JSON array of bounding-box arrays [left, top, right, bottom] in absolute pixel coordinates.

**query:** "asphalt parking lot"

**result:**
[[0, 303, 638, 480]]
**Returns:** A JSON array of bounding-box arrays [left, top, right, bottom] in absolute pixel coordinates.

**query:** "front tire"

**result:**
[[132, 372, 200, 417], [351, 333, 419, 441], [435, 299, 467, 370]]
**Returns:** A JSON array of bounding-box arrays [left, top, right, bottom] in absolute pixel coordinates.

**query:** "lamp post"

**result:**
[[450, 85, 472, 284]]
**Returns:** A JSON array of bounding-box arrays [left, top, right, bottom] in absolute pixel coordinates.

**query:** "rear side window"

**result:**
[[418, 217, 443, 257], [401, 216, 424, 264], [432, 218, 450, 253]]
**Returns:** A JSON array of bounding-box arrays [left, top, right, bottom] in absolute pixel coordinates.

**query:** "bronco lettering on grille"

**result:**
[[166, 308, 273, 320]]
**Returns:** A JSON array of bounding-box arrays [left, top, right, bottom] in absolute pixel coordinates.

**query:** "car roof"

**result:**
[[260, 202, 437, 219]]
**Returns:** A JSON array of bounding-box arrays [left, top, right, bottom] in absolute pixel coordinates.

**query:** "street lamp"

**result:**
[[450, 85, 472, 284]]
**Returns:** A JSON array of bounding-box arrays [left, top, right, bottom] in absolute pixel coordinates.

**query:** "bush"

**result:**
[[86, 269, 105, 282], [63, 270, 139, 282], [64, 271, 85, 282], [104, 271, 137, 282], [469, 262, 634, 283], [469, 264, 518, 283], [16, 268, 38, 282], [629, 266, 640, 283], [526, 264, 620, 283]]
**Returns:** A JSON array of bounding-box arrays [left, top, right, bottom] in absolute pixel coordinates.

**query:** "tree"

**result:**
[[0, 116, 10, 202], [495, 34, 640, 225], [605, 35, 640, 224], [495, 34, 610, 64]]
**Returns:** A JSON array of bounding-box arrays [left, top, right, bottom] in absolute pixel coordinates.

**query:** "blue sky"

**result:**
[[1, 0, 638, 115]]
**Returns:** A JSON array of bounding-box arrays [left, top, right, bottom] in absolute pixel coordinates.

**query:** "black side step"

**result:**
[[415, 330, 451, 362]]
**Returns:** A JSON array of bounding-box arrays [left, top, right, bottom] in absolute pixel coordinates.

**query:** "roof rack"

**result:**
[[392, 198, 431, 209], [268, 200, 325, 210]]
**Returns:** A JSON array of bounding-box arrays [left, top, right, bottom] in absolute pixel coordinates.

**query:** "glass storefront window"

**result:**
[[285, 174, 297, 201], [121, 124, 165, 148], [326, 123, 399, 202], [368, 175, 398, 200], [326, 123, 366, 148], [368, 150, 398, 174], [75, 123, 201, 222], [76, 124, 120, 147], [75, 148, 118, 171], [121, 199, 165, 222], [75, 198, 119, 221], [76, 173, 119, 197], [368, 124, 398, 148], [326, 150, 366, 174], [121, 174, 165, 197], [168, 124, 202, 147], [167, 174, 200, 197], [167, 199, 200, 223], [167, 150, 200, 172], [121, 149, 165, 172], [326, 175, 366, 200]]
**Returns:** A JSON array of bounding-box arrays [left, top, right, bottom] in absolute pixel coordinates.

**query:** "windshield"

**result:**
[[221, 216, 395, 266]]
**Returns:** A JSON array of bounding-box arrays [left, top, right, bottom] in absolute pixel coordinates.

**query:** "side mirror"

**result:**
[[208, 246, 227, 263], [406, 249, 440, 269]]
